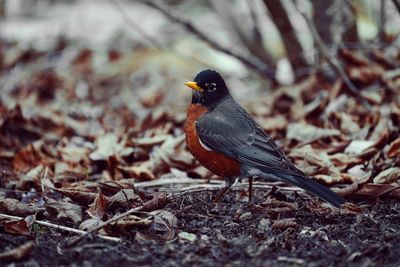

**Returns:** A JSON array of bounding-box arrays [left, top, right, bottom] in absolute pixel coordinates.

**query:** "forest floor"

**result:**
[[2, 190, 400, 267]]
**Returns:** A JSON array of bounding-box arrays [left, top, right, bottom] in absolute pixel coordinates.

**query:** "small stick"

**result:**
[[295, 3, 371, 108], [110, 0, 211, 68], [0, 214, 121, 243], [66, 205, 144, 247]]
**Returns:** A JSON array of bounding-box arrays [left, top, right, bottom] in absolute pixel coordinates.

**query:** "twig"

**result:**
[[378, 0, 386, 42], [168, 180, 341, 198], [134, 177, 212, 188], [263, 0, 308, 76], [0, 214, 121, 243], [134, 178, 344, 196], [143, 0, 276, 80], [66, 205, 144, 247], [247, 0, 263, 44], [110, 0, 212, 68], [391, 0, 400, 14], [294, 3, 371, 108]]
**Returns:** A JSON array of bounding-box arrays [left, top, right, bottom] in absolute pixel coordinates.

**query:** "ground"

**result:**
[[2, 189, 400, 267]]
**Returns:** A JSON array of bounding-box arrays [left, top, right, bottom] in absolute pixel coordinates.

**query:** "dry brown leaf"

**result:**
[[347, 65, 384, 84], [373, 167, 400, 184], [339, 48, 371, 66], [347, 165, 371, 180], [53, 188, 97, 206], [314, 174, 355, 184], [12, 144, 45, 173], [118, 162, 156, 180], [341, 203, 363, 214], [336, 112, 360, 133], [329, 153, 363, 169], [18, 165, 47, 190], [107, 189, 141, 208], [87, 192, 109, 218], [289, 145, 338, 177], [0, 198, 37, 217], [2, 215, 36, 236], [79, 217, 102, 231], [106, 214, 153, 239], [136, 210, 177, 241], [45, 198, 83, 225], [89, 133, 126, 161], [287, 122, 341, 144], [386, 138, 400, 158], [344, 140, 374, 154], [258, 115, 288, 131], [132, 135, 168, 146]]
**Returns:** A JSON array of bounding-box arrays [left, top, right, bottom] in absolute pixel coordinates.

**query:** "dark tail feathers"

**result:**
[[277, 173, 345, 208]]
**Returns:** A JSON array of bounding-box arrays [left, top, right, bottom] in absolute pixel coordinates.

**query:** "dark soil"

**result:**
[[1, 189, 400, 267]]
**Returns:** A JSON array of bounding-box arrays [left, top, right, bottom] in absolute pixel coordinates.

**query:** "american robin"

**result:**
[[184, 69, 345, 208]]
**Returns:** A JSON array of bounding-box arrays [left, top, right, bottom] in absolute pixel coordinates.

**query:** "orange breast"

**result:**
[[184, 104, 241, 177]]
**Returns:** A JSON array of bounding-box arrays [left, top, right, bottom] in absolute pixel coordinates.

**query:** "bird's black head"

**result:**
[[185, 69, 230, 108]]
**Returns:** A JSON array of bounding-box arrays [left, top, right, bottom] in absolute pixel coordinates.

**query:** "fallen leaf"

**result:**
[[0, 198, 37, 217], [345, 140, 374, 154], [107, 189, 140, 208], [386, 138, 400, 158], [12, 144, 45, 173], [87, 192, 109, 218], [53, 188, 97, 206], [89, 134, 125, 161], [347, 65, 384, 84], [2, 215, 36, 236], [79, 217, 102, 231], [287, 122, 341, 144], [373, 167, 400, 184], [136, 210, 177, 241], [45, 199, 83, 225]]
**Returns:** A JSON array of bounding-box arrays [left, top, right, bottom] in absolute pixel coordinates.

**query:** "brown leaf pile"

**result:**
[[0, 38, 399, 240]]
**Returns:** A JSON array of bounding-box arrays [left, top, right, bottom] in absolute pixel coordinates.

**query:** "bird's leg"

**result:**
[[248, 176, 254, 204], [214, 177, 236, 203]]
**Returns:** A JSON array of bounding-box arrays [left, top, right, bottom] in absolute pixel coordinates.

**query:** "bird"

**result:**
[[184, 69, 345, 208]]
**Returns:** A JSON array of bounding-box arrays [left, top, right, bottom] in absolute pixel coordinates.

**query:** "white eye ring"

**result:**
[[208, 83, 216, 91]]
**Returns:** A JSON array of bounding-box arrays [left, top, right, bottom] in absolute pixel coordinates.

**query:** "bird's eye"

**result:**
[[208, 83, 217, 91]]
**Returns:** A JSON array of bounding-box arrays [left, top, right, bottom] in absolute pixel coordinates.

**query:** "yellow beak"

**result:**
[[185, 81, 204, 92]]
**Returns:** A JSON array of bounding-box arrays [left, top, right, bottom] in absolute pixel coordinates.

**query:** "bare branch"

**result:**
[[110, 0, 212, 69], [143, 0, 276, 81], [247, 0, 264, 46], [294, 4, 371, 108], [391, 0, 400, 15], [378, 0, 387, 42], [208, 0, 275, 68], [340, 0, 359, 44], [311, 0, 334, 44], [262, 0, 308, 78]]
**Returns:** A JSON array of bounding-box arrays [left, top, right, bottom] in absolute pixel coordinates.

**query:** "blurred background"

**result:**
[[1, 0, 399, 108]]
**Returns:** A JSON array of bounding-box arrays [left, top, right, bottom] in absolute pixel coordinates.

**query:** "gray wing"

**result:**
[[195, 100, 303, 176]]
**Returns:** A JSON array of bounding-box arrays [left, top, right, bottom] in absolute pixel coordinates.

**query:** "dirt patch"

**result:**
[[1, 190, 400, 267]]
